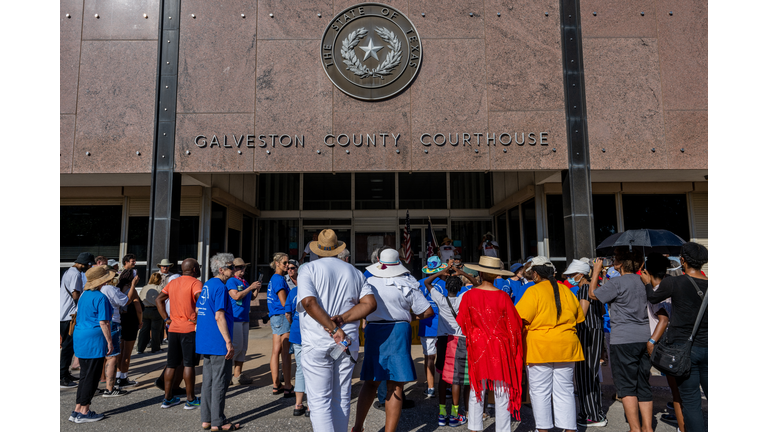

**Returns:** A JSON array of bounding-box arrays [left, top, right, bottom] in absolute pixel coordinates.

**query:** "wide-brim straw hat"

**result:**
[[464, 256, 513, 277], [309, 229, 347, 257], [157, 258, 174, 267], [84, 265, 117, 290], [233, 257, 250, 267], [366, 249, 409, 278]]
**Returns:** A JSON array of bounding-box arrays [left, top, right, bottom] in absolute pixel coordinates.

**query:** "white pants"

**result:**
[[232, 321, 249, 363], [527, 362, 578, 430], [301, 345, 358, 432], [468, 384, 510, 432]]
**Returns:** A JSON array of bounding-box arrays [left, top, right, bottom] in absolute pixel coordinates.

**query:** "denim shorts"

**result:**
[[107, 322, 121, 358], [270, 313, 290, 336]]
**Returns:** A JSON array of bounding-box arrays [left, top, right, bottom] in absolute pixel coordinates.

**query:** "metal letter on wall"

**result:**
[[559, 0, 596, 262], [147, 0, 182, 279], [321, 3, 423, 100]]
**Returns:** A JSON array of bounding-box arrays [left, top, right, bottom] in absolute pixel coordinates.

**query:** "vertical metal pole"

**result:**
[[559, 0, 596, 262]]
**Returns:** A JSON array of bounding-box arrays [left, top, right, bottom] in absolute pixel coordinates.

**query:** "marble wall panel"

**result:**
[[488, 111, 567, 171], [257, 0, 333, 40], [485, 0, 563, 111], [73, 41, 157, 173], [254, 40, 334, 172], [177, 0, 257, 113], [331, 111, 410, 171], [61, 115, 76, 173], [82, 0, 159, 40], [410, 39, 488, 171], [407, 0, 485, 39], [580, 0, 657, 38], [61, 0, 84, 114], [583, 38, 666, 170], [175, 114, 255, 172], [665, 110, 707, 169], [657, 0, 707, 110]]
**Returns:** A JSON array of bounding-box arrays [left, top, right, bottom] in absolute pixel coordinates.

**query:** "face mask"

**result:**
[[567, 277, 578, 286]]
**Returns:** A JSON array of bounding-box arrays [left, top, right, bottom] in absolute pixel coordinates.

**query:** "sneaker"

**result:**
[[449, 414, 467, 427], [161, 396, 181, 408], [102, 388, 128, 397], [68, 411, 78, 422], [66, 373, 80, 381], [117, 377, 137, 387], [373, 400, 385, 411], [578, 416, 608, 427], [73, 410, 104, 423], [423, 388, 436, 398], [184, 397, 201, 410], [438, 414, 447, 426], [60, 378, 77, 389]]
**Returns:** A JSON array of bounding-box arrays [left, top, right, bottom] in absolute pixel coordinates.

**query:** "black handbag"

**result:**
[[650, 276, 707, 377]]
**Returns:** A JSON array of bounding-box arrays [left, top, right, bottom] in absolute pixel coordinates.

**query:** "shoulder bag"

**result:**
[[64, 284, 78, 336], [650, 276, 707, 377]]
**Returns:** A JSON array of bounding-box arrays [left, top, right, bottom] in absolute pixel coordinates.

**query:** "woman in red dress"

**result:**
[[457, 256, 524, 432]]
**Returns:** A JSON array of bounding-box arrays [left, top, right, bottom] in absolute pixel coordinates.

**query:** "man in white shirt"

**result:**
[[297, 229, 377, 432], [300, 232, 320, 262], [478, 232, 500, 257], [60, 252, 94, 388], [438, 237, 456, 263]]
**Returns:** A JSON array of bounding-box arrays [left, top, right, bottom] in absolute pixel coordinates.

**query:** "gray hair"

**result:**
[[337, 248, 350, 260], [210, 253, 234, 275], [370, 245, 393, 263]]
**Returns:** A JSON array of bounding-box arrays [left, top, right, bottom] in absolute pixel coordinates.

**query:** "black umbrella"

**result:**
[[595, 229, 686, 256]]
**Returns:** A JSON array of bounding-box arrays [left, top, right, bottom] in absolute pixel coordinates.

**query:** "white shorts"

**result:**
[[421, 337, 437, 356]]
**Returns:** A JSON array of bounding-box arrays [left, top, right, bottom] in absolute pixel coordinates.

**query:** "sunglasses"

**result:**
[[287, 266, 297, 270], [225, 264, 235, 271], [234, 265, 245, 270]]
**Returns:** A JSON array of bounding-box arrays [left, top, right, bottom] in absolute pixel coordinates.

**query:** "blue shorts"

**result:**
[[270, 313, 290, 336], [107, 322, 121, 358]]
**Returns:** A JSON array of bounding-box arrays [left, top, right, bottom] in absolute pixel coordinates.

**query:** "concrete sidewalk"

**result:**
[[60, 325, 706, 431]]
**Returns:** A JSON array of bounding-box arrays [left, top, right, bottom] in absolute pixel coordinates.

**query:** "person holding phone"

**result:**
[[227, 258, 262, 385]]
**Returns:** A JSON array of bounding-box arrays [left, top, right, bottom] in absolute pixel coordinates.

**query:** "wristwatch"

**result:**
[[648, 338, 656, 345], [330, 326, 340, 336]]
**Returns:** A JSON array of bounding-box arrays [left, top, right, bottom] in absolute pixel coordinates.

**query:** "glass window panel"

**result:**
[[355, 173, 395, 210], [60, 205, 122, 262], [241, 215, 254, 282], [450, 172, 492, 209], [522, 199, 538, 258], [450, 220, 493, 264], [303, 173, 352, 210], [127, 217, 149, 261], [398, 172, 447, 209], [258, 173, 300, 211], [257, 219, 299, 281], [228, 228, 241, 257], [592, 194, 618, 246], [210, 202, 227, 256], [621, 194, 690, 241], [354, 232, 397, 264], [496, 212, 508, 264], [179, 216, 199, 261], [508, 206, 522, 263], [546, 195, 566, 257]]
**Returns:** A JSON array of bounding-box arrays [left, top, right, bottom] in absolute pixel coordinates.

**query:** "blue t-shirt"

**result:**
[[418, 277, 447, 338], [286, 287, 302, 345], [196, 277, 234, 356], [494, 278, 511, 295], [508, 279, 535, 305], [363, 270, 373, 279], [226, 276, 251, 322], [267, 274, 290, 316], [73, 290, 113, 359]]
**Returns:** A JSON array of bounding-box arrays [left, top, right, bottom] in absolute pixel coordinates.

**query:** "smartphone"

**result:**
[[258, 273, 263, 283]]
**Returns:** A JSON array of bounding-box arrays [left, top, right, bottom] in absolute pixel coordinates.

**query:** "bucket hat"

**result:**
[[366, 249, 410, 278], [422, 256, 447, 274], [563, 259, 590, 275], [309, 229, 347, 257], [157, 258, 174, 267], [464, 256, 513, 277], [75, 252, 96, 266]]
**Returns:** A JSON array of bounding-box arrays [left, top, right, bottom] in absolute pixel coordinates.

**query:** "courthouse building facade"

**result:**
[[60, 0, 708, 285]]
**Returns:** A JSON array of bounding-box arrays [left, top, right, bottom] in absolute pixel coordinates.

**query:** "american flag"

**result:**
[[426, 217, 437, 258], [402, 211, 412, 264]]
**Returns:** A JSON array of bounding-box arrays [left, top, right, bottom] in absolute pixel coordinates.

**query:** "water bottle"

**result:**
[[329, 336, 353, 360]]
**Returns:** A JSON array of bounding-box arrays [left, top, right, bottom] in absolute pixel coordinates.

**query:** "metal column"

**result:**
[[559, 0, 596, 262], [146, 0, 182, 279]]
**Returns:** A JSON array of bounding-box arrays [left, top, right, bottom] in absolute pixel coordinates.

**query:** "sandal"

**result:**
[[283, 386, 295, 398], [272, 386, 284, 395], [211, 424, 241, 431], [202, 424, 211, 430]]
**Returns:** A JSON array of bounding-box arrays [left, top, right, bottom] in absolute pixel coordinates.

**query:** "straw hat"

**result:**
[[442, 237, 452, 245], [366, 249, 410, 278], [233, 257, 250, 267], [157, 258, 174, 267], [464, 256, 513, 276], [422, 256, 448, 274], [84, 265, 117, 290], [309, 229, 347, 257]]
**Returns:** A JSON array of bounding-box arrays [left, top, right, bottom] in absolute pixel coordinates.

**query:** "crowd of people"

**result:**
[[60, 229, 708, 432]]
